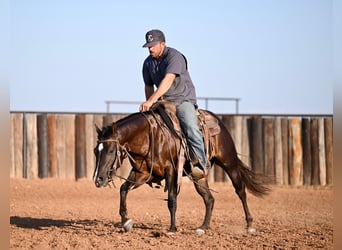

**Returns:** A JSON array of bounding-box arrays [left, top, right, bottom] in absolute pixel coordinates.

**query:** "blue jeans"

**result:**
[[176, 101, 207, 168]]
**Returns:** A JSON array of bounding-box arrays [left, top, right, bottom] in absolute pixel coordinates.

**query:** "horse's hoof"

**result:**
[[247, 227, 256, 235], [195, 228, 205, 235], [123, 219, 133, 232]]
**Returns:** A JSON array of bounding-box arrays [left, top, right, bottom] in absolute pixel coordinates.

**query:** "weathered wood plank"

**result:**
[[263, 118, 275, 183], [274, 117, 283, 185], [10, 113, 23, 177], [37, 114, 49, 178], [75, 114, 86, 179], [318, 118, 326, 186], [324, 118, 333, 185], [25, 113, 38, 179], [250, 116, 264, 174], [288, 118, 303, 186], [281, 118, 289, 185], [301, 118, 311, 185], [221, 115, 235, 182], [102, 114, 113, 127], [233, 116, 242, 157], [85, 114, 95, 180], [310, 118, 320, 185], [47, 115, 57, 177], [65, 115, 75, 179], [241, 116, 251, 169], [56, 115, 66, 178]]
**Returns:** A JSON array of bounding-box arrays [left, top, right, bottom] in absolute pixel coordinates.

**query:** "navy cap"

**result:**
[[142, 29, 165, 48]]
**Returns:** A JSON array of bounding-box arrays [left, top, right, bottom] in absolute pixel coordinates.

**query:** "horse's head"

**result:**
[[93, 123, 127, 188]]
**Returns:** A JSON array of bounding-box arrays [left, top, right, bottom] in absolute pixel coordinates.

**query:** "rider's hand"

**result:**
[[139, 100, 153, 112]]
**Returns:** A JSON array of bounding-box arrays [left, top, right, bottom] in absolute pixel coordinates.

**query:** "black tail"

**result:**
[[237, 159, 270, 197]]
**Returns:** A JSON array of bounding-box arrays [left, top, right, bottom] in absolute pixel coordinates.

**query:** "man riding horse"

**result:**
[[139, 29, 208, 179], [92, 29, 269, 234]]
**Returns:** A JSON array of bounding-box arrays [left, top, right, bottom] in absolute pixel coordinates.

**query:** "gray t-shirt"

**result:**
[[142, 47, 197, 106]]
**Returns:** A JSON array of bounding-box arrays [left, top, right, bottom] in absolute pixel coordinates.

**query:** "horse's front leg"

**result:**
[[119, 170, 146, 232]]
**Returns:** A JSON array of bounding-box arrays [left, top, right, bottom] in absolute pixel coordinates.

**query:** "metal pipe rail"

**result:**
[[105, 97, 241, 114]]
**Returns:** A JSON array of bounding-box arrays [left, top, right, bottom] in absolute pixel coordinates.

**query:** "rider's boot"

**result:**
[[191, 161, 209, 179]]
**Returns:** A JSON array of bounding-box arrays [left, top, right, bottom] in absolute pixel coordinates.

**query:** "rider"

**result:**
[[139, 29, 208, 178]]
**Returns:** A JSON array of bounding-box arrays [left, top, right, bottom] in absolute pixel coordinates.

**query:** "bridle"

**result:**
[[94, 138, 135, 185]]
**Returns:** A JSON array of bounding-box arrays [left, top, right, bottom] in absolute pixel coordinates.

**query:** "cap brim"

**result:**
[[142, 40, 160, 48]]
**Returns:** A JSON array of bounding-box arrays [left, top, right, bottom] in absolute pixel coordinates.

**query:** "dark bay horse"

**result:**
[[93, 106, 269, 234]]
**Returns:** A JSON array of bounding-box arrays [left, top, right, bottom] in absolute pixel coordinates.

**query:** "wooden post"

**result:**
[[10, 113, 23, 178], [288, 118, 303, 186], [47, 115, 57, 177], [281, 118, 289, 185], [233, 116, 242, 157], [221, 115, 235, 182], [10, 114, 15, 177], [274, 117, 283, 185], [25, 113, 38, 179], [103, 114, 112, 127], [65, 115, 75, 179], [94, 114, 103, 130], [263, 118, 275, 183], [37, 114, 49, 178], [56, 115, 75, 179], [241, 116, 251, 168], [75, 114, 86, 179], [318, 118, 326, 186], [250, 116, 264, 174], [324, 118, 333, 185], [310, 118, 320, 185], [301, 118, 311, 185], [56, 115, 67, 178], [85, 114, 95, 180]]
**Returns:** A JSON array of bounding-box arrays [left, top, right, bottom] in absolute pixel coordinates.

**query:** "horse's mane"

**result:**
[[98, 112, 144, 139], [99, 107, 178, 140]]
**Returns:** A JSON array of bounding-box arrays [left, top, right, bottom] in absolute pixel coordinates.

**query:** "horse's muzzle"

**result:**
[[95, 176, 108, 188]]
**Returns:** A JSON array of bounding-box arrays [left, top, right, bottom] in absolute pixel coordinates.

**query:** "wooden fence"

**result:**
[[10, 112, 333, 186]]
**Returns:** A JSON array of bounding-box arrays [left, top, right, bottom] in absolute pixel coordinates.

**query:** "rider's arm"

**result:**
[[140, 73, 176, 111], [144, 85, 154, 100]]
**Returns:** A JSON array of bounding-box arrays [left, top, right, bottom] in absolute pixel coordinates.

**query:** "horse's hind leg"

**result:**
[[224, 164, 255, 234], [193, 177, 215, 232]]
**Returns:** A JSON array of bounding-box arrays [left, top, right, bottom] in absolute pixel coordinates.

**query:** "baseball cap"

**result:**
[[142, 29, 165, 48]]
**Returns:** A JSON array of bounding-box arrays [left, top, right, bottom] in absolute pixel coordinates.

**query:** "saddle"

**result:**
[[151, 101, 221, 170]]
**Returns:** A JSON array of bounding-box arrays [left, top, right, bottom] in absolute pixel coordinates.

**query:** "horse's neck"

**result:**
[[117, 113, 151, 153]]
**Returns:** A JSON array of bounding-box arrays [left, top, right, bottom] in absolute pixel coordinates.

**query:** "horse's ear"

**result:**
[[112, 122, 118, 137], [95, 124, 101, 134]]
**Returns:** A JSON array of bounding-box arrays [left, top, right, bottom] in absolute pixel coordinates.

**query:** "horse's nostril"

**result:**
[[95, 176, 106, 188]]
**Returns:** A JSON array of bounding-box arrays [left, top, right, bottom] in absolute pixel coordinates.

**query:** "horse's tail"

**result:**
[[237, 159, 270, 197]]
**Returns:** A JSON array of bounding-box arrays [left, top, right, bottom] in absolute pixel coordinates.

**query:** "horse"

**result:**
[[93, 103, 269, 234]]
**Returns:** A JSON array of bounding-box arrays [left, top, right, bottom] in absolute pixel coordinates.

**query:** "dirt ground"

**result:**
[[10, 178, 333, 249]]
